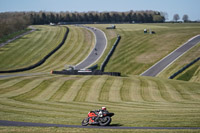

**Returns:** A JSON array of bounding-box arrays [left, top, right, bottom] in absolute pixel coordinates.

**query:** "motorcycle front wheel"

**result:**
[[81, 118, 89, 126], [99, 116, 112, 126]]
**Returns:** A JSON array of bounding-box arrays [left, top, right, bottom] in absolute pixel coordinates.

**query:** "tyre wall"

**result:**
[[100, 35, 121, 71], [169, 57, 200, 79], [52, 70, 121, 76]]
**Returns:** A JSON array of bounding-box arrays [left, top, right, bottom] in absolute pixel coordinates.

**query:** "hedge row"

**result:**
[[0, 26, 69, 73], [169, 57, 200, 79], [100, 35, 121, 71]]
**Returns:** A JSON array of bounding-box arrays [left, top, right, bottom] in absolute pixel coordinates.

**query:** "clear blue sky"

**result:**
[[0, 0, 200, 21]]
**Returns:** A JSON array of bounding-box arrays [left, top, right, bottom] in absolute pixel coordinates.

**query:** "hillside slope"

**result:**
[[159, 43, 200, 82], [0, 24, 200, 132], [0, 74, 200, 127], [0, 26, 66, 71], [0, 25, 94, 72], [93, 24, 200, 78]]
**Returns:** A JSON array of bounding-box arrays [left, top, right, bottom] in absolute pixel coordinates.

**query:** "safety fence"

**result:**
[[169, 57, 200, 79], [0, 27, 69, 73], [100, 35, 121, 71], [52, 70, 121, 76]]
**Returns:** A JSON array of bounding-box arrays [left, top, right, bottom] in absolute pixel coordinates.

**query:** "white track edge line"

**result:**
[[140, 34, 200, 76], [75, 25, 107, 69]]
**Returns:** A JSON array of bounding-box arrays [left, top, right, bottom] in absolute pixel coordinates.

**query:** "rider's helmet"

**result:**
[[102, 107, 106, 110]]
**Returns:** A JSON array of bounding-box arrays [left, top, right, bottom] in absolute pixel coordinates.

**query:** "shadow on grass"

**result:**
[[120, 74, 129, 77], [109, 123, 123, 127], [87, 123, 123, 127]]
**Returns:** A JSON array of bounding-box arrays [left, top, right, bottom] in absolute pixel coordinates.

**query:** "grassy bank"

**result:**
[[90, 24, 200, 77], [0, 74, 200, 127], [0, 25, 94, 72], [0, 29, 31, 44], [0, 26, 66, 71], [0, 24, 200, 133], [159, 43, 200, 82]]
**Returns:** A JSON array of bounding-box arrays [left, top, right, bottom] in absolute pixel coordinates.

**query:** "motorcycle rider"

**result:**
[[95, 107, 108, 116], [97, 107, 108, 117], [89, 107, 108, 124]]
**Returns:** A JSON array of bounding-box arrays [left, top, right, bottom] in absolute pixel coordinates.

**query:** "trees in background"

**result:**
[[26, 10, 165, 24], [182, 14, 189, 22], [173, 14, 180, 22], [172, 14, 190, 22], [0, 10, 165, 38], [0, 12, 30, 38], [160, 12, 168, 21]]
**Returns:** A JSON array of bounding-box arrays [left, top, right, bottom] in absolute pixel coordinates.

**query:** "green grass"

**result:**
[[0, 74, 200, 128], [159, 43, 200, 82], [190, 63, 200, 82], [0, 29, 31, 44], [30, 25, 95, 73], [0, 24, 200, 133], [0, 25, 94, 72], [1, 127, 200, 133], [85, 24, 118, 69], [176, 62, 200, 81], [0, 25, 66, 71], [89, 24, 200, 77]]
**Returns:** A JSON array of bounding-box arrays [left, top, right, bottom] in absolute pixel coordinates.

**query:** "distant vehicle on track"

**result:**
[[50, 22, 56, 26], [106, 25, 116, 29]]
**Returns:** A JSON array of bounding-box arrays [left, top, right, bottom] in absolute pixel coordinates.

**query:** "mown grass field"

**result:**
[[0, 25, 94, 72], [91, 23, 200, 77], [0, 26, 66, 71], [0, 74, 200, 132], [1, 127, 200, 133], [0, 24, 200, 132], [159, 43, 200, 82], [0, 29, 31, 44]]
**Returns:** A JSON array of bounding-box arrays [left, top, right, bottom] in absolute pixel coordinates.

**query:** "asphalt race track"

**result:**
[[141, 35, 200, 77], [0, 120, 200, 130], [0, 72, 46, 78], [75, 26, 107, 70], [1, 29, 200, 130]]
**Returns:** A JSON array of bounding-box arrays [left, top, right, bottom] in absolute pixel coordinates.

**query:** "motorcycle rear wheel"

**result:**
[[82, 118, 89, 126], [99, 116, 112, 126]]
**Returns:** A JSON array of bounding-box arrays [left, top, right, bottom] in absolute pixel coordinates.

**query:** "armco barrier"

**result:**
[[169, 57, 200, 79], [100, 35, 121, 71], [0, 27, 69, 73], [52, 70, 121, 76]]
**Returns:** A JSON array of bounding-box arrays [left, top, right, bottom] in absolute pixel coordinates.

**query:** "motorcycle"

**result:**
[[82, 110, 114, 126]]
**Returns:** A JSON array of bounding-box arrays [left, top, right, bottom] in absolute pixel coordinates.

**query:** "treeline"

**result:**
[[0, 12, 30, 38], [0, 10, 165, 38], [29, 10, 165, 24]]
